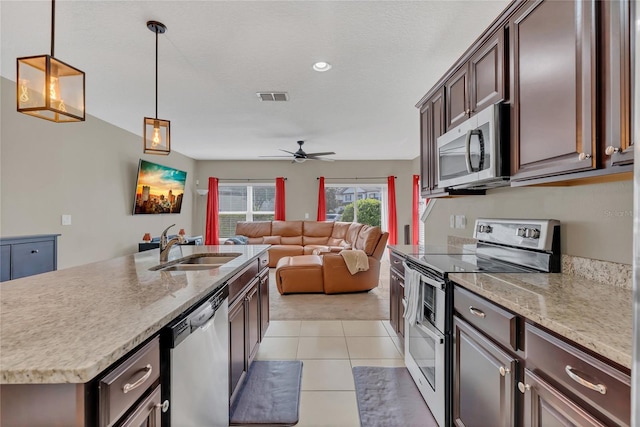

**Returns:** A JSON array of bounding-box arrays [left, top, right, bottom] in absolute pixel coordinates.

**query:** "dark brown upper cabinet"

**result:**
[[509, 0, 597, 181], [470, 29, 506, 114], [601, 0, 634, 168], [446, 29, 506, 132], [445, 66, 470, 130], [419, 87, 446, 196]]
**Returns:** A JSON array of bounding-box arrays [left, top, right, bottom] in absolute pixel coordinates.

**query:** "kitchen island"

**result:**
[[0, 244, 269, 425]]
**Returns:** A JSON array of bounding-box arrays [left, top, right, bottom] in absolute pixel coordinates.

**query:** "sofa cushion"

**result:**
[[268, 245, 304, 267], [303, 221, 335, 237], [331, 222, 351, 240], [354, 225, 383, 256], [247, 237, 263, 244], [346, 223, 364, 245], [303, 236, 330, 245], [272, 220, 303, 237], [263, 235, 281, 244], [236, 221, 271, 238]]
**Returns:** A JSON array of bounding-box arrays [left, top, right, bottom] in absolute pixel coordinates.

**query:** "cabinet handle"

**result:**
[[605, 146, 620, 156], [578, 152, 592, 161], [156, 399, 170, 412], [31, 249, 39, 254], [499, 366, 510, 377], [393, 260, 401, 264], [518, 381, 531, 394], [469, 306, 486, 318], [565, 365, 607, 395], [123, 364, 153, 394]]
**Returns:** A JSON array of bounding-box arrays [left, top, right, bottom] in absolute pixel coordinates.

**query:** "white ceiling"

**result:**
[[0, 0, 509, 161]]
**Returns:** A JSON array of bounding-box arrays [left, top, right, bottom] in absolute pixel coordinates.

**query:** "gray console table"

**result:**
[[0, 234, 60, 282]]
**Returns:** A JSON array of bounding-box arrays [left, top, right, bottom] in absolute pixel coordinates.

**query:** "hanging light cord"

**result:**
[[50, 0, 55, 57], [155, 25, 159, 119]]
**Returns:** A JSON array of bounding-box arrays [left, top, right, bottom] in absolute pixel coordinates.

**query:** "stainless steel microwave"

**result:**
[[436, 103, 510, 189]]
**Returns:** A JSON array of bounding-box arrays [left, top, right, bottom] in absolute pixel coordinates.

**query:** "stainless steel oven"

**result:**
[[436, 103, 509, 189], [404, 262, 447, 427]]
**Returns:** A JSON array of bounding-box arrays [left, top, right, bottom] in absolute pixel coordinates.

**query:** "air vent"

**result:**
[[256, 92, 289, 101]]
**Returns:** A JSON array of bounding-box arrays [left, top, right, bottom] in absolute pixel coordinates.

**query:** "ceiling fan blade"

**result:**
[[259, 155, 293, 158], [279, 149, 296, 155], [305, 152, 336, 157], [317, 157, 335, 162]]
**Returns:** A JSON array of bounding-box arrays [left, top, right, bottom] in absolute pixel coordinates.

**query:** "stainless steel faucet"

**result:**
[[159, 224, 185, 262]]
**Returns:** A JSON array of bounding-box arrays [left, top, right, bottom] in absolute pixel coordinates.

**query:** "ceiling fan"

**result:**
[[260, 141, 335, 162]]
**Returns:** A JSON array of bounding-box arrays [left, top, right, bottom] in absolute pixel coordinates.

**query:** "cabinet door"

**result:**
[[520, 369, 607, 427], [470, 29, 505, 113], [229, 297, 247, 401], [510, 0, 597, 180], [453, 317, 518, 427], [246, 279, 260, 364], [119, 385, 163, 427], [602, 0, 633, 167], [420, 87, 446, 196], [11, 240, 55, 279], [389, 269, 399, 334], [259, 269, 270, 340], [1, 245, 10, 282], [446, 65, 470, 130]]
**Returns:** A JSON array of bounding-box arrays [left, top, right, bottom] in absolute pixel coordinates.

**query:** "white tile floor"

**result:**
[[256, 320, 405, 427]]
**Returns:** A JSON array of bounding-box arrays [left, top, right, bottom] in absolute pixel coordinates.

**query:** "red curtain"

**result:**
[[388, 176, 397, 245], [205, 177, 219, 245], [275, 177, 286, 220], [412, 175, 420, 245], [317, 177, 326, 221]]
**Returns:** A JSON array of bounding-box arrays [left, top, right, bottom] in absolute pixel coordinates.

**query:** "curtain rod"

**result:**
[[218, 177, 287, 181], [317, 176, 396, 180]]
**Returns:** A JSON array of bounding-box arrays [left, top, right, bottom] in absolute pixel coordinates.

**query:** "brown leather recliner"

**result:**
[[322, 227, 389, 294]]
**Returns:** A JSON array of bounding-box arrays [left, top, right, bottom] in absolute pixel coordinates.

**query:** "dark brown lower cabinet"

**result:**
[[229, 297, 247, 400], [259, 268, 270, 340], [453, 316, 518, 427], [389, 250, 406, 337], [119, 385, 162, 427], [246, 278, 260, 364], [520, 369, 606, 427], [228, 254, 271, 404]]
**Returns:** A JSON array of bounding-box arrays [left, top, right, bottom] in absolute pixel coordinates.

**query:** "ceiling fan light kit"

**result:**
[[143, 20, 171, 155], [16, 0, 85, 122]]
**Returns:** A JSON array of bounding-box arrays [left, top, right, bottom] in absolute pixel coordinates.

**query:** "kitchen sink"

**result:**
[[149, 253, 242, 271]]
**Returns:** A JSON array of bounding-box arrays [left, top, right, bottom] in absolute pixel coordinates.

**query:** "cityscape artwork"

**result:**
[[133, 160, 187, 214]]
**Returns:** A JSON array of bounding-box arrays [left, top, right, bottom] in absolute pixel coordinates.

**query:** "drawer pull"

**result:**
[[469, 306, 486, 318], [518, 381, 531, 394], [156, 399, 170, 412], [565, 365, 607, 395], [393, 260, 401, 264], [31, 250, 39, 254], [123, 364, 153, 394], [499, 366, 510, 377]]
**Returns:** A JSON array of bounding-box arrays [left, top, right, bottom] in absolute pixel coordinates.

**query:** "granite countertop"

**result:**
[[449, 272, 633, 370], [0, 244, 270, 384]]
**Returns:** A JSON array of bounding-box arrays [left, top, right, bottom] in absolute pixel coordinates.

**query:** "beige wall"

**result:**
[[424, 179, 633, 264], [194, 160, 418, 240], [1, 77, 196, 269]]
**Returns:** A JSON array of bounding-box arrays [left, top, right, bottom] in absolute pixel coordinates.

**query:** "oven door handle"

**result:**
[[418, 272, 445, 291], [415, 320, 444, 345]]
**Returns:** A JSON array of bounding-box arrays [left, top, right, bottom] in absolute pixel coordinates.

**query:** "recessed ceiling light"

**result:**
[[313, 62, 332, 72]]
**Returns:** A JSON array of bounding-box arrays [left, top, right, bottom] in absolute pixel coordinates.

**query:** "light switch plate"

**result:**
[[61, 214, 72, 226], [449, 215, 455, 228]]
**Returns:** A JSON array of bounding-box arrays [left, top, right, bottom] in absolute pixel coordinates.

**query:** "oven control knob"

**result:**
[[516, 227, 526, 237], [524, 228, 540, 239], [477, 224, 492, 233]]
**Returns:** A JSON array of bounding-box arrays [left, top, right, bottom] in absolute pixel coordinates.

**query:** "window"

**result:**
[[324, 184, 387, 229], [218, 184, 275, 238]]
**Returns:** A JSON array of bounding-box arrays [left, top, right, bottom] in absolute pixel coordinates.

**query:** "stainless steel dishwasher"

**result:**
[[166, 285, 229, 427]]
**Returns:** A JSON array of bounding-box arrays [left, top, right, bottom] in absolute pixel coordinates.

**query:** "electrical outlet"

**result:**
[[305, 213, 309, 219], [61, 214, 72, 226]]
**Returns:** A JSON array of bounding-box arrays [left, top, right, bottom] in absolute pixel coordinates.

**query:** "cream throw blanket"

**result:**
[[340, 250, 369, 275]]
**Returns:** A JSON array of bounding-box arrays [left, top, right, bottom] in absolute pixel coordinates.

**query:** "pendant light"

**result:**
[[16, 0, 85, 122], [144, 21, 170, 155]]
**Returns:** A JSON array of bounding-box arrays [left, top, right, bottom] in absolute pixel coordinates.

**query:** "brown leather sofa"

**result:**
[[231, 220, 389, 294]]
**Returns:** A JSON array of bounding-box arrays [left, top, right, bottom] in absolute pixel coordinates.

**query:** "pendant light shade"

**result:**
[[16, 0, 85, 122], [144, 21, 170, 155]]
